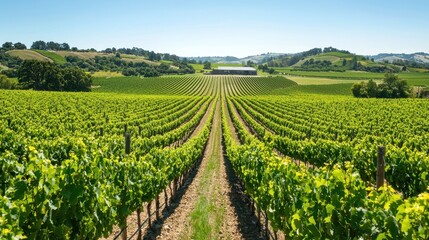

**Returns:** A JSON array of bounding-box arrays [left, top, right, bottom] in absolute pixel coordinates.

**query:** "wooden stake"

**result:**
[[377, 146, 386, 189], [147, 202, 152, 229], [136, 208, 142, 240], [125, 133, 131, 155], [164, 188, 169, 208], [155, 196, 160, 221]]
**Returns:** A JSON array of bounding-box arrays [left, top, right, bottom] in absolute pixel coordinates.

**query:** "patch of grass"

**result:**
[[0, 63, 8, 70], [186, 110, 224, 240], [294, 55, 341, 67], [120, 54, 160, 65], [33, 50, 67, 64], [285, 76, 365, 85], [89, 71, 123, 78], [275, 69, 429, 85], [319, 52, 356, 58], [55, 51, 113, 60], [275, 69, 385, 79], [271, 83, 354, 96]]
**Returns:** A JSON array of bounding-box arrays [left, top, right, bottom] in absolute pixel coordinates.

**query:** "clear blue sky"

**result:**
[[1, 0, 428, 57]]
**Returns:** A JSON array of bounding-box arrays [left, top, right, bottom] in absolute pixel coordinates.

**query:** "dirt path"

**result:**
[[151, 99, 260, 240]]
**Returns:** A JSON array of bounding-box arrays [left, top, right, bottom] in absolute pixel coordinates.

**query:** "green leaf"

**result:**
[[401, 217, 411, 233], [376, 233, 386, 240], [326, 204, 335, 214], [309, 216, 316, 225]]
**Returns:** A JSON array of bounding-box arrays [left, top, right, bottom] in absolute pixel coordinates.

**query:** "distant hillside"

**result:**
[[6, 49, 159, 65], [184, 53, 285, 64], [371, 52, 429, 64], [7, 50, 52, 62], [264, 48, 403, 73]]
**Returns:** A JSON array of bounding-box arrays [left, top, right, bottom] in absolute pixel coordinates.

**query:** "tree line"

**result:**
[[64, 55, 195, 77], [352, 73, 409, 98]]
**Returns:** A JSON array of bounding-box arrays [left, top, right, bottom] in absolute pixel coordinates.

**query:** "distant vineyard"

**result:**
[[93, 75, 296, 96]]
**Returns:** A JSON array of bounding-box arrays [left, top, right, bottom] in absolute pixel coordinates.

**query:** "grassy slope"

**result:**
[[285, 75, 365, 85], [276, 69, 429, 85], [89, 71, 123, 78], [119, 54, 160, 65], [294, 55, 343, 67], [33, 50, 67, 64], [55, 51, 113, 60], [0, 63, 8, 70], [6, 50, 52, 62]]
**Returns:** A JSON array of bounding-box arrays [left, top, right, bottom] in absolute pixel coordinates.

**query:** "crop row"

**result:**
[[222, 97, 429, 239], [230, 96, 429, 197], [0, 90, 215, 239]]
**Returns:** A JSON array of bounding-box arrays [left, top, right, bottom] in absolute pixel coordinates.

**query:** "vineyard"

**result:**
[[1, 75, 429, 239]]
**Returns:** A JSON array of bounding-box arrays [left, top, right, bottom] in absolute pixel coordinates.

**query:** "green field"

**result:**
[[284, 75, 365, 85], [276, 68, 429, 85], [33, 50, 67, 64], [271, 83, 354, 96]]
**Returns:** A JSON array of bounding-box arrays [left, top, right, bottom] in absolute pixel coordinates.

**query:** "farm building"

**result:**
[[211, 66, 257, 75]]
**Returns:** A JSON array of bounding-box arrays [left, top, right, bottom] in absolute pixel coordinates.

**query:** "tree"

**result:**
[[352, 82, 363, 97], [17, 60, 92, 91], [31, 40, 47, 50], [366, 79, 377, 97], [63, 67, 92, 91], [60, 43, 70, 51], [47, 41, 60, 50], [0, 75, 16, 89], [378, 73, 409, 98], [13, 42, 27, 50], [203, 61, 211, 70], [2, 42, 14, 50]]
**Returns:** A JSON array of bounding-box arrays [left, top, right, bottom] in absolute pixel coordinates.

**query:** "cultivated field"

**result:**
[[2, 75, 429, 239]]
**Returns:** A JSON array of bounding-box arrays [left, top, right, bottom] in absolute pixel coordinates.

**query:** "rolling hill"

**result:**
[[6, 50, 52, 62], [371, 52, 429, 64], [6, 49, 159, 65], [184, 53, 285, 64]]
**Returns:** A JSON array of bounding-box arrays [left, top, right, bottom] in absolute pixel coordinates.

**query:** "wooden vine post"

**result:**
[[377, 146, 386, 189], [125, 133, 131, 156], [121, 133, 131, 240], [136, 208, 142, 240]]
